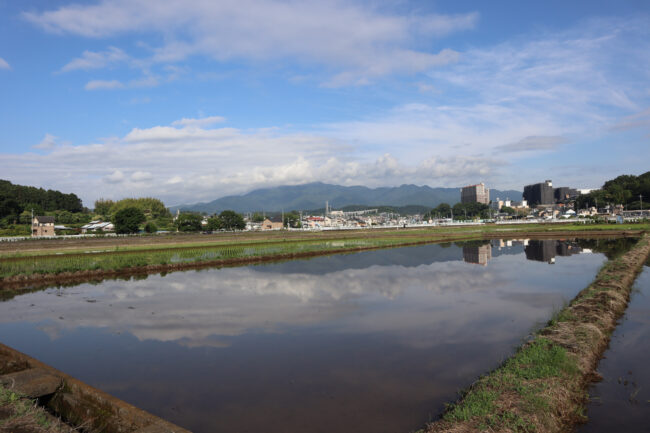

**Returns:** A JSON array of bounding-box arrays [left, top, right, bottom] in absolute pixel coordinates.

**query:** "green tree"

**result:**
[[284, 211, 301, 228], [251, 212, 265, 222], [452, 202, 490, 220], [500, 206, 516, 215], [206, 216, 220, 231], [432, 203, 452, 218], [113, 207, 146, 234], [19, 210, 33, 224], [175, 213, 203, 232], [94, 198, 115, 217], [217, 210, 246, 230], [0, 198, 22, 220], [144, 222, 158, 233], [110, 198, 171, 220]]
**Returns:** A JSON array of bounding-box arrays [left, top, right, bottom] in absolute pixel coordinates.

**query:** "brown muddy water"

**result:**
[[577, 257, 650, 433], [0, 239, 628, 433]]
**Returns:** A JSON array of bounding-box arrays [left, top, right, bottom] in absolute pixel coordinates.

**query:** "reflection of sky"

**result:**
[[0, 243, 606, 433], [578, 264, 650, 433]]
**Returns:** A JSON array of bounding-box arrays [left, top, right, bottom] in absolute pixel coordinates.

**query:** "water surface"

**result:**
[[578, 259, 650, 433], [0, 240, 609, 433]]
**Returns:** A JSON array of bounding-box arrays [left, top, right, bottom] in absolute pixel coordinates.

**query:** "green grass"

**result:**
[[442, 338, 580, 431], [0, 384, 67, 431], [1, 236, 474, 278]]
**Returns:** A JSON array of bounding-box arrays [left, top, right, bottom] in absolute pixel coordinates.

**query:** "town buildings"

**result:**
[[523, 180, 555, 206], [524, 180, 582, 206], [461, 183, 490, 205]]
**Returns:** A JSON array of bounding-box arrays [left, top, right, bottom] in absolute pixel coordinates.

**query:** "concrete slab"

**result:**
[[0, 368, 61, 398]]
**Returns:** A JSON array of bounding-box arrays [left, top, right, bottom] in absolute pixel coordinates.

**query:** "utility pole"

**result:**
[[640, 194, 643, 211]]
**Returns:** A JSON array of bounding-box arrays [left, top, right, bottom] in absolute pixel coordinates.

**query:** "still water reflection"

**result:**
[[0, 240, 611, 433]]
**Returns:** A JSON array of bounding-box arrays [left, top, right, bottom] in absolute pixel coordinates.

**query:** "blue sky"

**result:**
[[1, 0, 649, 206]]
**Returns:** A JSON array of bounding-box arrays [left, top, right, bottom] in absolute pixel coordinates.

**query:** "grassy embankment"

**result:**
[[0, 223, 647, 285], [423, 233, 650, 433], [0, 384, 75, 433]]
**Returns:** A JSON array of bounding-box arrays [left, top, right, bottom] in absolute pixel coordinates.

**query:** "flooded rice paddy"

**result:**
[[0, 239, 623, 432], [578, 257, 650, 433]]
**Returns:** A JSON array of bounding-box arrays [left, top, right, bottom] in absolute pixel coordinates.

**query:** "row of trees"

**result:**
[[424, 202, 491, 220], [0, 179, 84, 224], [112, 209, 248, 234], [94, 197, 171, 220], [175, 210, 246, 232]]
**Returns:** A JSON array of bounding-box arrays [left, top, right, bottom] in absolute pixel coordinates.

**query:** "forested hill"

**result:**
[[0, 179, 83, 219], [577, 171, 650, 209], [172, 182, 523, 214]]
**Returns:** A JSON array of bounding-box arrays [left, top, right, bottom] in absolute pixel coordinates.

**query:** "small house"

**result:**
[[261, 217, 284, 230], [32, 216, 55, 237]]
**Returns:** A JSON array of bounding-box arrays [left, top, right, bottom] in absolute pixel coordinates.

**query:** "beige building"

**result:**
[[461, 183, 490, 205], [32, 215, 55, 237], [261, 217, 284, 230]]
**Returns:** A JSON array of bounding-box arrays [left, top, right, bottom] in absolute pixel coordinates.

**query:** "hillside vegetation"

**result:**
[[577, 171, 650, 209]]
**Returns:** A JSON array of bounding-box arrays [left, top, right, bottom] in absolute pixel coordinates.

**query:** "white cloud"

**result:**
[[171, 116, 226, 128], [0, 57, 10, 70], [495, 136, 566, 153], [85, 79, 125, 90], [25, 0, 477, 84], [33, 133, 58, 150], [103, 170, 125, 184], [0, 116, 497, 206], [131, 171, 153, 182], [61, 46, 128, 71]]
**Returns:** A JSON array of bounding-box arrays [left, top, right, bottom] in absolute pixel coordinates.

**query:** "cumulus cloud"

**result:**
[[0, 57, 10, 70], [0, 114, 498, 206], [24, 0, 477, 84], [85, 79, 125, 90]]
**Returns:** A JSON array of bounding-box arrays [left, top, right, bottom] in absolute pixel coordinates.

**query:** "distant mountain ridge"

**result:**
[[171, 182, 523, 214]]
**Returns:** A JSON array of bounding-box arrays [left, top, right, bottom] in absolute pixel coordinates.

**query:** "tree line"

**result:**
[[0, 179, 84, 223], [424, 202, 492, 220]]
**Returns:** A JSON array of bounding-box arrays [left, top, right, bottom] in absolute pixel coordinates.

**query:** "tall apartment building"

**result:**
[[461, 183, 490, 205], [554, 187, 579, 202], [523, 180, 555, 206]]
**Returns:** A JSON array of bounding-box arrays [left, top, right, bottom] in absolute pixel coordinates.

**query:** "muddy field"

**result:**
[[0, 225, 643, 257]]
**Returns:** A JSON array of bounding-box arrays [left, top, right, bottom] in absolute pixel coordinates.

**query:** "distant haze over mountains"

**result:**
[[171, 183, 523, 214]]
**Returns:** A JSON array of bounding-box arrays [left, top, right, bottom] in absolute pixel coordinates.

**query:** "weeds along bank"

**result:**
[[424, 234, 650, 433]]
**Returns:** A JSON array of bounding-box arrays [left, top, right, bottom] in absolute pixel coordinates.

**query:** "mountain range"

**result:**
[[170, 183, 523, 214]]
